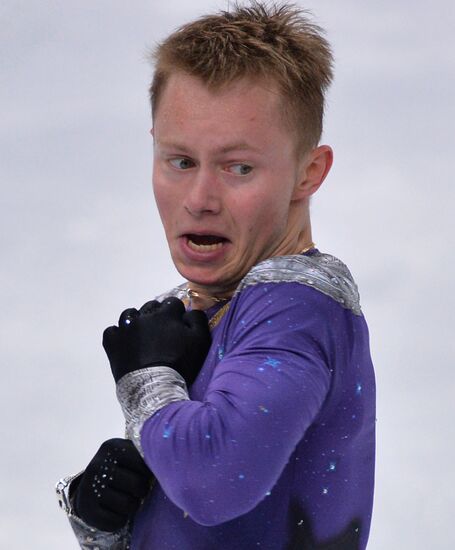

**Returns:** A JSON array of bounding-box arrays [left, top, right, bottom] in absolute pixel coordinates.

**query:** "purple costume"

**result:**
[[60, 250, 375, 549], [130, 250, 376, 549]]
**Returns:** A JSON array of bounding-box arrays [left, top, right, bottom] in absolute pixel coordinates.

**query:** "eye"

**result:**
[[169, 157, 195, 170], [228, 164, 253, 176]]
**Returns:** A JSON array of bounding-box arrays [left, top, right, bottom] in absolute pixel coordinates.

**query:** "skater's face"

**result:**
[[152, 71, 332, 295]]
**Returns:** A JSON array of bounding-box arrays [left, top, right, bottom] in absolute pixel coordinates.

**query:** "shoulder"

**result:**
[[233, 251, 362, 316], [223, 253, 367, 367]]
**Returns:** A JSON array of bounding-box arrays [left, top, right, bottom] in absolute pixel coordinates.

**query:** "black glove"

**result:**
[[102, 297, 211, 386], [72, 438, 154, 532]]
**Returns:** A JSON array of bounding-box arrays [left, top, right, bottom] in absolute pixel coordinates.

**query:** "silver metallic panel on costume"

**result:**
[[235, 252, 362, 315], [68, 514, 131, 550], [56, 474, 131, 549], [157, 252, 361, 316], [116, 366, 190, 457]]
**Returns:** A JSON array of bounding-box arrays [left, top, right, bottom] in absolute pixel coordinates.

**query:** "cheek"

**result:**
[[238, 195, 287, 239], [254, 194, 288, 224], [153, 166, 180, 214], [153, 182, 175, 229]]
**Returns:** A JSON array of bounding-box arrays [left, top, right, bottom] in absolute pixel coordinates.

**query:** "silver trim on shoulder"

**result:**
[[234, 252, 362, 315], [116, 366, 190, 457], [156, 252, 361, 315]]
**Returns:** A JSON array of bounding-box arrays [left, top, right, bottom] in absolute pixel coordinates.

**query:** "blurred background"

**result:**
[[1, 1, 454, 547]]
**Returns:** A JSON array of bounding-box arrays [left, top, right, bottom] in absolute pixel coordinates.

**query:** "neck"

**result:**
[[186, 229, 315, 311]]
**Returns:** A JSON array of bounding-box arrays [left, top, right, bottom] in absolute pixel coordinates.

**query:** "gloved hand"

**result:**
[[72, 438, 154, 532], [103, 297, 211, 386]]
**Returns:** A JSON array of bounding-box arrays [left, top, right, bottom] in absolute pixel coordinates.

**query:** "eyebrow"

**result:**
[[156, 140, 262, 155]]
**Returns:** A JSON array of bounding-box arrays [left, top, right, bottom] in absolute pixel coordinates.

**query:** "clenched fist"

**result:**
[[103, 297, 211, 386], [72, 438, 154, 532]]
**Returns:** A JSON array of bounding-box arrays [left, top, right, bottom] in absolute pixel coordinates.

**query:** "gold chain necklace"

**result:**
[[181, 291, 231, 330], [208, 302, 231, 330], [185, 288, 228, 304]]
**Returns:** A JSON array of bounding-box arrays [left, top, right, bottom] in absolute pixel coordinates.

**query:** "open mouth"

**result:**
[[185, 234, 228, 252]]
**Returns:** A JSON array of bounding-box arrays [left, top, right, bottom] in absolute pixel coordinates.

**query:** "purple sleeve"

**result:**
[[140, 283, 333, 526]]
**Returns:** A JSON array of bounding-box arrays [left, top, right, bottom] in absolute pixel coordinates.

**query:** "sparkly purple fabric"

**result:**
[[131, 266, 375, 548]]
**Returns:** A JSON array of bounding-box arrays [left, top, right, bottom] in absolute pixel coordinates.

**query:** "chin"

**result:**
[[176, 262, 235, 293], [176, 263, 220, 285]]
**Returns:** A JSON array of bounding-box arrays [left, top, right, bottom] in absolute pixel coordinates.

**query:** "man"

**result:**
[[56, 3, 376, 549]]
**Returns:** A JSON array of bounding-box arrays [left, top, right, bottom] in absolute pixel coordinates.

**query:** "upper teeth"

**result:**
[[188, 239, 224, 252]]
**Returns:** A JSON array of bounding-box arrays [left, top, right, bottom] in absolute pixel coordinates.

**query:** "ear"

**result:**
[[292, 145, 333, 200]]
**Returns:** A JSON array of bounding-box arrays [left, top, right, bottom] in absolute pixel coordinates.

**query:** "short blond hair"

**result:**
[[149, 1, 333, 155]]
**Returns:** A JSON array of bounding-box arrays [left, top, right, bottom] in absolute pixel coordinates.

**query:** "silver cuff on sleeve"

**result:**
[[56, 474, 131, 549], [68, 514, 131, 550], [116, 366, 190, 457]]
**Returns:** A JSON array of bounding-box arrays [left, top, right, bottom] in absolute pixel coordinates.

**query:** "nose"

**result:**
[[184, 167, 221, 217]]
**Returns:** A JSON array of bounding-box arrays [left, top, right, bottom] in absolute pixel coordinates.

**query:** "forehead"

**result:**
[[153, 72, 289, 143]]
